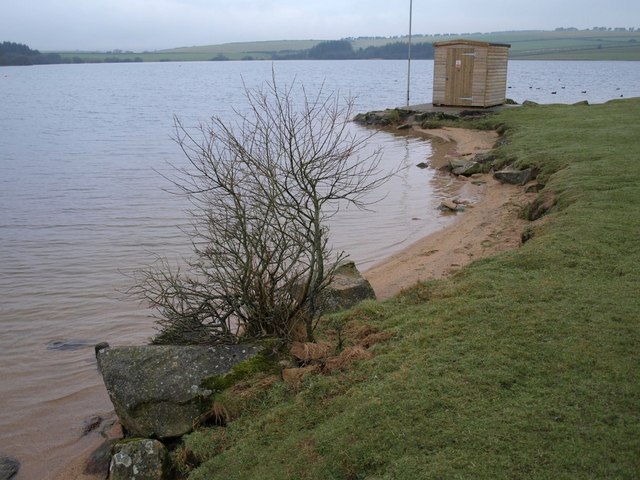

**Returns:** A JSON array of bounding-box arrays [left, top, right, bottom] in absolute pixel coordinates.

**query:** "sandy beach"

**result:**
[[364, 126, 535, 299]]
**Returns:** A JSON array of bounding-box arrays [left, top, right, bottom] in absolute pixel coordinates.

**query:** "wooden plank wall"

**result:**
[[484, 46, 509, 106], [432, 47, 447, 105], [432, 43, 509, 107], [470, 46, 489, 107]]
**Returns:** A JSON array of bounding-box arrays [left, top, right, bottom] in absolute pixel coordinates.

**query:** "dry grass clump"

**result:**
[[323, 345, 373, 372], [290, 342, 334, 362]]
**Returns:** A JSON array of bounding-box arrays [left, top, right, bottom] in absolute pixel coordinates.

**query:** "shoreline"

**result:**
[[52, 125, 533, 480], [364, 126, 535, 299]]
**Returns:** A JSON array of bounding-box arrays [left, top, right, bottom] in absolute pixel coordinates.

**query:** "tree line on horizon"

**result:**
[[0, 41, 145, 65], [0, 41, 65, 66], [272, 40, 433, 60]]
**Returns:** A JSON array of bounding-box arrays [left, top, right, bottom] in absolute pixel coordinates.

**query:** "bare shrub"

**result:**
[[133, 75, 391, 345]]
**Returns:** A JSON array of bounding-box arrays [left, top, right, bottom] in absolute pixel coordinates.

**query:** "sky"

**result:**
[[1, 0, 638, 52]]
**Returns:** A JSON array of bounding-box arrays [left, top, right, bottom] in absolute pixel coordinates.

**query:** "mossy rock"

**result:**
[[97, 345, 262, 438], [200, 350, 278, 392]]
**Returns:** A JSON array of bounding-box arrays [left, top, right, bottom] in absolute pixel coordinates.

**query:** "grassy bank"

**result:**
[[178, 98, 640, 479]]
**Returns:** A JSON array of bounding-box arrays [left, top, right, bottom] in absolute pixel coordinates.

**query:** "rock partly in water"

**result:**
[[439, 199, 466, 212], [0, 457, 19, 480], [82, 414, 104, 436], [322, 262, 376, 313], [47, 339, 95, 351], [0, 457, 20, 480], [494, 168, 537, 186], [447, 158, 478, 176], [97, 344, 262, 439], [85, 439, 118, 476], [109, 439, 169, 480]]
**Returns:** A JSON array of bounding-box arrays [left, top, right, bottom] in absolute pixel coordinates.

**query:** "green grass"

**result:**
[[174, 98, 640, 479]]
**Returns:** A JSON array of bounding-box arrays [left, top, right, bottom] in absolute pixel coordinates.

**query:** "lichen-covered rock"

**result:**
[[109, 439, 168, 480], [0, 456, 19, 480], [96, 344, 261, 438], [322, 262, 376, 313]]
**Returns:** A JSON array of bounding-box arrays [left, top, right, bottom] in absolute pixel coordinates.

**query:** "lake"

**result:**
[[0, 59, 639, 479]]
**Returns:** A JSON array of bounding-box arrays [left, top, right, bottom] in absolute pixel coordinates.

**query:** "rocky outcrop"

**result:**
[[109, 439, 169, 480], [96, 344, 261, 439], [322, 262, 376, 313], [0, 457, 19, 480], [494, 168, 537, 185]]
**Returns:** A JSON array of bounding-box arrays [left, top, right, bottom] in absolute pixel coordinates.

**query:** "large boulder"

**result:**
[[109, 439, 169, 480], [322, 262, 376, 313], [0, 456, 19, 480], [96, 344, 261, 439]]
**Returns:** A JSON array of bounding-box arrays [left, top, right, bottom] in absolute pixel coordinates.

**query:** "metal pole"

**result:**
[[406, 0, 413, 107]]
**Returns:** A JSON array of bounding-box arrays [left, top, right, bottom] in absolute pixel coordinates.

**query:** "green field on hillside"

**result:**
[[56, 29, 640, 62], [168, 98, 640, 479]]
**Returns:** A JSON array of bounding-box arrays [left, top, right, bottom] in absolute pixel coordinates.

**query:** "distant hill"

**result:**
[[44, 29, 640, 63], [153, 29, 640, 61]]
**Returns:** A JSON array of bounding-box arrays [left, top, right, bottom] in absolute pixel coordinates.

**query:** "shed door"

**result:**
[[445, 47, 475, 106]]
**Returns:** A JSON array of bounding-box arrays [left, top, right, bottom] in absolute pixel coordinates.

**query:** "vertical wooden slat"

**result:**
[[433, 40, 510, 107]]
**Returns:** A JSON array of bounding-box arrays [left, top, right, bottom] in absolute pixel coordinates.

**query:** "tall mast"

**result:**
[[406, 0, 413, 107]]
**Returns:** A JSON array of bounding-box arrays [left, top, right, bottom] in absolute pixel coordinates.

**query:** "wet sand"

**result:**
[[364, 126, 535, 299]]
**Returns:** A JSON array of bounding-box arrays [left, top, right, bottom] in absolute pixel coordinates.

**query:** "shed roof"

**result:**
[[433, 39, 511, 48]]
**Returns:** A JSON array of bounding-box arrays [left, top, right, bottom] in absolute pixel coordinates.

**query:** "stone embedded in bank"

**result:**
[[494, 167, 537, 185], [321, 261, 376, 313], [96, 344, 261, 439]]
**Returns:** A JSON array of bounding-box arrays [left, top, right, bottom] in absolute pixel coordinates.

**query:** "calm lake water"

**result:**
[[1, 59, 639, 478]]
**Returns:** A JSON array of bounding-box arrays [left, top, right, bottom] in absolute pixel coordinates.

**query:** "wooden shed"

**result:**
[[432, 40, 510, 108]]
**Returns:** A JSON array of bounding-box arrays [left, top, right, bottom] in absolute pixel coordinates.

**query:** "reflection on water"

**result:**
[[0, 59, 638, 478]]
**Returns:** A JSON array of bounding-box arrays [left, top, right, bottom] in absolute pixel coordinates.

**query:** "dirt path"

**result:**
[[363, 127, 535, 299]]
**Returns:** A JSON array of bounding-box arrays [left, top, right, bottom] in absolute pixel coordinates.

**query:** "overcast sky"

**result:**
[[2, 0, 638, 51]]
